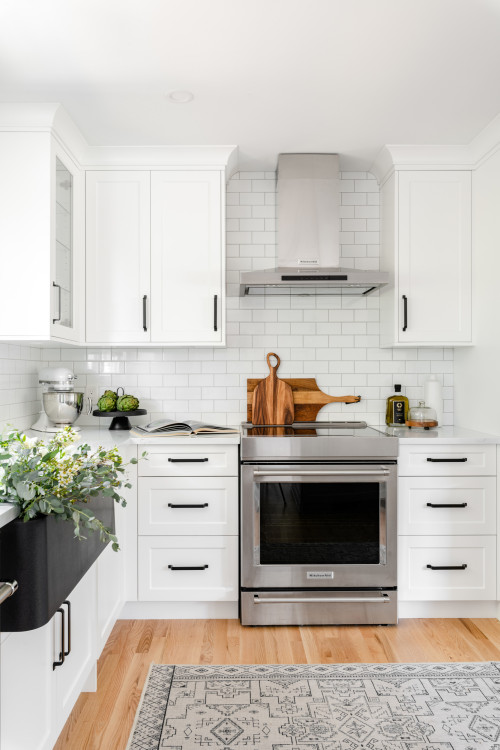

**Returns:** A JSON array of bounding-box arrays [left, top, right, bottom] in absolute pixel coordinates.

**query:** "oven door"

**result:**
[[241, 462, 397, 590]]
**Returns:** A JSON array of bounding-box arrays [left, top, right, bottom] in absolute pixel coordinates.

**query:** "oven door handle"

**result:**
[[253, 470, 390, 477], [254, 594, 391, 604]]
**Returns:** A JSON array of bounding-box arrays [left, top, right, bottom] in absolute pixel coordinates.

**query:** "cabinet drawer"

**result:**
[[138, 476, 238, 535], [398, 443, 496, 476], [138, 444, 238, 477], [138, 536, 238, 601], [398, 535, 496, 601], [398, 476, 496, 535]]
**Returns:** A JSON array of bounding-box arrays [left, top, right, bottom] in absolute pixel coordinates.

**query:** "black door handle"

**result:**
[[427, 457, 467, 463], [142, 294, 148, 332], [402, 294, 408, 332], [53, 608, 65, 670], [168, 503, 209, 509], [168, 565, 209, 571], [426, 564, 467, 570], [214, 294, 218, 332], [62, 600, 71, 656], [168, 458, 209, 463], [426, 502, 468, 508]]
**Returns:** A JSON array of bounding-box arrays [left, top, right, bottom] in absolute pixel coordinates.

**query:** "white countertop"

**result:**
[[0, 504, 19, 529], [27, 426, 241, 447], [381, 425, 500, 444]]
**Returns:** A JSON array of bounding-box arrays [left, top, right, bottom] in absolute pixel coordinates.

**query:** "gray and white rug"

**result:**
[[127, 662, 500, 749]]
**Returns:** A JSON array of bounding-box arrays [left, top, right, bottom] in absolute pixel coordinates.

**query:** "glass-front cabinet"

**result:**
[[50, 146, 82, 342]]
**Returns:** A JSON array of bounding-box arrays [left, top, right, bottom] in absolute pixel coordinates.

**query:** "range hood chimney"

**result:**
[[239, 153, 388, 297]]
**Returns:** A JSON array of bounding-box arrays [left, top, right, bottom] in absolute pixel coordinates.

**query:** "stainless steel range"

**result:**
[[240, 421, 399, 626]]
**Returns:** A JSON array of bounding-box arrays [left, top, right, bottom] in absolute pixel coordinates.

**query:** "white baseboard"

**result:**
[[398, 601, 499, 618], [119, 601, 239, 619]]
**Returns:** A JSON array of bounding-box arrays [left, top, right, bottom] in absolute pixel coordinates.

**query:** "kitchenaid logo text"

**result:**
[[307, 571, 334, 579]]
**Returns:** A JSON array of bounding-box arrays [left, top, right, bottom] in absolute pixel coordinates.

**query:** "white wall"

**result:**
[[0, 344, 44, 431], [454, 150, 500, 432]]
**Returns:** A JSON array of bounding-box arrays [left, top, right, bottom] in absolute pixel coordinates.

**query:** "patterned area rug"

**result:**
[[127, 663, 500, 749]]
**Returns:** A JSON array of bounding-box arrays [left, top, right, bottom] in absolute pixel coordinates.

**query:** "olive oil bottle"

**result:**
[[385, 384, 409, 426]]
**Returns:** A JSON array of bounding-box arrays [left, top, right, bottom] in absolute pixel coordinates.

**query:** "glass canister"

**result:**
[[406, 400, 438, 429]]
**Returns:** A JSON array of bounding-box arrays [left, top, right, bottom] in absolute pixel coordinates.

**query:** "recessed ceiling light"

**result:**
[[166, 90, 194, 104]]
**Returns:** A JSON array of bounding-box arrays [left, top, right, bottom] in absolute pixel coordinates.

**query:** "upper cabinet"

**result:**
[[379, 168, 472, 347], [86, 169, 225, 346], [0, 107, 84, 343]]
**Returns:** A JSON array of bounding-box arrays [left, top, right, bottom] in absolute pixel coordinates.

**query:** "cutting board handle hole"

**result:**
[[267, 352, 280, 370]]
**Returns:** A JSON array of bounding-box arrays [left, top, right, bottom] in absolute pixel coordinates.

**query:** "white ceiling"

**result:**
[[1, 0, 500, 170]]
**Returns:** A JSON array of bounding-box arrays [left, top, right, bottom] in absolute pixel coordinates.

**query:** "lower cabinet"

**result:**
[[137, 443, 239, 606], [1, 537, 125, 750], [398, 442, 497, 609], [1, 567, 96, 750]]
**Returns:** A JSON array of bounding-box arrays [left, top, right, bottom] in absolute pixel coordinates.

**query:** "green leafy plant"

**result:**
[[0, 427, 146, 551]]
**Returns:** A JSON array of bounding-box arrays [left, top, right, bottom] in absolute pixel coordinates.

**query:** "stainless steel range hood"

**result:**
[[239, 153, 388, 297]]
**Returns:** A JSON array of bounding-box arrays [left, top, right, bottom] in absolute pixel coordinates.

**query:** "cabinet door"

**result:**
[[86, 171, 151, 343], [150, 171, 224, 344], [398, 171, 471, 344], [50, 145, 83, 343], [1, 625, 55, 750], [96, 542, 124, 654], [53, 567, 97, 738]]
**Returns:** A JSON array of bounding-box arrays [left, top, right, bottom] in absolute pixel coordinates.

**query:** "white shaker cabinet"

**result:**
[[86, 171, 151, 344], [0, 566, 97, 750], [150, 171, 224, 344], [379, 170, 472, 347], [85, 169, 225, 346], [0, 130, 83, 343]]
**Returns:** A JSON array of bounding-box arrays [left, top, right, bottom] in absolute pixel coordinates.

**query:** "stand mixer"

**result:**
[[31, 367, 85, 432]]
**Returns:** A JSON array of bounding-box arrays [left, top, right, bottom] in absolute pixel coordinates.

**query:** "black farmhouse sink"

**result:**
[[0, 496, 114, 631]]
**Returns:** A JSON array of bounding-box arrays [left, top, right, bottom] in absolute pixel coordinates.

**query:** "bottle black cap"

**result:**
[[394, 384, 402, 392]]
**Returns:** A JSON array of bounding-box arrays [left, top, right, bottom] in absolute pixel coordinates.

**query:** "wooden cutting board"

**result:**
[[248, 374, 361, 423], [251, 353, 294, 425]]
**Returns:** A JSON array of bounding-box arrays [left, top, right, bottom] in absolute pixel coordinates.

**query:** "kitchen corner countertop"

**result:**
[[27, 426, 241, 447], [0, 504, 19, 529], [380, 425, 500, 444]]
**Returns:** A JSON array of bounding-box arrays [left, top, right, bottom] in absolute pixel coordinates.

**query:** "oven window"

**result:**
[[259, 482, 381, 565]]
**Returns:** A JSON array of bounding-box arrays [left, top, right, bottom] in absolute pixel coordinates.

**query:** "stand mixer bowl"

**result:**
[[42, 391, 84, 427]]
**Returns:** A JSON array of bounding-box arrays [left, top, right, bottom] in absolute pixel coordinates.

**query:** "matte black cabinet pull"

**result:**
[[142, 294, 148, 332], [168, 503, 209, 509], [168, 458, 209, 463], [213, 294, 218, 332], [402, 294, 408, 331], [426, 564, 467, 570], [53, 608, 65, 670], [62, 600, 71, 657], [427, 457, 468, 463], [168, 565, 209, 571], [52, 282, 62, 324], [427, 502, 468, 508]]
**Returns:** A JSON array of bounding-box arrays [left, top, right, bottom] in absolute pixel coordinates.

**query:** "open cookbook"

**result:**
[[130, 418, 239, 437]]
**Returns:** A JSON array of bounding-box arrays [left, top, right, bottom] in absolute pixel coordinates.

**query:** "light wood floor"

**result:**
[[54, 618, 500, 750]]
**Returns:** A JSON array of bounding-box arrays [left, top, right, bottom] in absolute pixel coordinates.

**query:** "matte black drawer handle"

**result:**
[[168, 458, 209, 463], [402, 294, 408, 332], [168, 565, 209, 571], [53, 608, 65, 670], [214, 294, 218, 332], [168, 503, 209, 509], [426, 564, 467, 570], [426, 502, 468, 508], [426, 457, 468, 463]]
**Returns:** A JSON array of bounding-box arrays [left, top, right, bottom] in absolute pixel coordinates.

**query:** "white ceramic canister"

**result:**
[[424, 376, 443, 426]]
